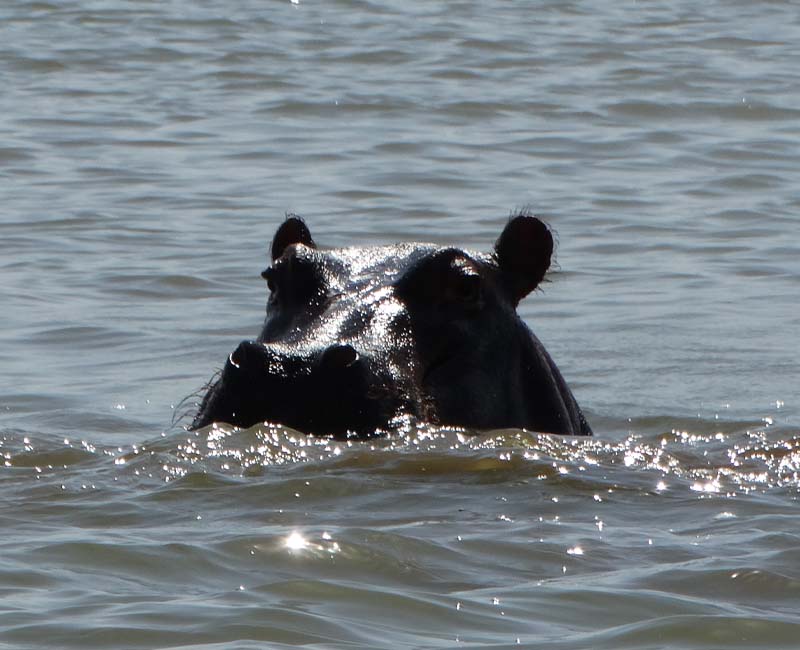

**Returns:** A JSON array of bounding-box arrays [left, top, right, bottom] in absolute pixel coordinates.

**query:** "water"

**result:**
[[1, 0, 798, 647]]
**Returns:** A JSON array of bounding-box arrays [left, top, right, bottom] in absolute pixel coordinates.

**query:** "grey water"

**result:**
[[1, 0, 799, 648]]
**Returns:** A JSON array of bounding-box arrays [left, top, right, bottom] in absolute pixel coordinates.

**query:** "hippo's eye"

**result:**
[[396, 249, 484, 312], [265, 253, 325, 307], [452, 272, 481, 305]]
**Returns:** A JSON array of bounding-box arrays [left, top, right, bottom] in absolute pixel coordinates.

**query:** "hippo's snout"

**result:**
[[192, 340, 396, 437]]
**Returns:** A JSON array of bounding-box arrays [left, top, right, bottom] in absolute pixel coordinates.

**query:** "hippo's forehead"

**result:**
[[320, 243, 490, 291], [270, 243, 491, 351]]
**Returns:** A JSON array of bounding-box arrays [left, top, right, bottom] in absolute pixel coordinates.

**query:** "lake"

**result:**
[[1, 0, 798, 648]]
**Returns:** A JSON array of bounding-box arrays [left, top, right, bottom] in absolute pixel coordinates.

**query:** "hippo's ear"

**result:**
[[494, 215, 553, 306], [271, 215, 316, 261]]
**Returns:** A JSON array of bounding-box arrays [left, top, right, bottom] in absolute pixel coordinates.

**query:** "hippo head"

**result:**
[[191, 214, 591, 438]]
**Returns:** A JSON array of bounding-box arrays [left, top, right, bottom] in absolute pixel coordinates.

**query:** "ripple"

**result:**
[[2, 0, 800, 647]]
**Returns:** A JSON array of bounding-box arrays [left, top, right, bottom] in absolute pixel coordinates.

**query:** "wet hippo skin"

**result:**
[[192, 213, 592, 438]]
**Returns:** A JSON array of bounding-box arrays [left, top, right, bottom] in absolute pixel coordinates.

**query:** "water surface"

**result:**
[[1, 0, 798, 648]]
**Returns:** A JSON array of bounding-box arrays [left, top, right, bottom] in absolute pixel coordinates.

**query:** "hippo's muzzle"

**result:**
[[192, 340, 403, 437]]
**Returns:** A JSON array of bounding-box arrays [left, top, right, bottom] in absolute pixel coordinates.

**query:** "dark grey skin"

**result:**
[[191, 214, 592, 438]]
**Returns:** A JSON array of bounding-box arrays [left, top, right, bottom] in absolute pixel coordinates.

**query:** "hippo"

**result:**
[[191, 213, 592, 438]]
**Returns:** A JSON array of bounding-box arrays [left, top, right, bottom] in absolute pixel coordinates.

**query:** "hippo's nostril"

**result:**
[[319, 344, 359, 371], [229, 341, 254, 369]]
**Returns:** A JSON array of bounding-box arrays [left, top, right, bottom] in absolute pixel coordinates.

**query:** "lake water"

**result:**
[[1, 0, 798, 648]]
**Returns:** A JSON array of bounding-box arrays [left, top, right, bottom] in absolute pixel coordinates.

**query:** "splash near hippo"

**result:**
[[192, 213, 592, 438]]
